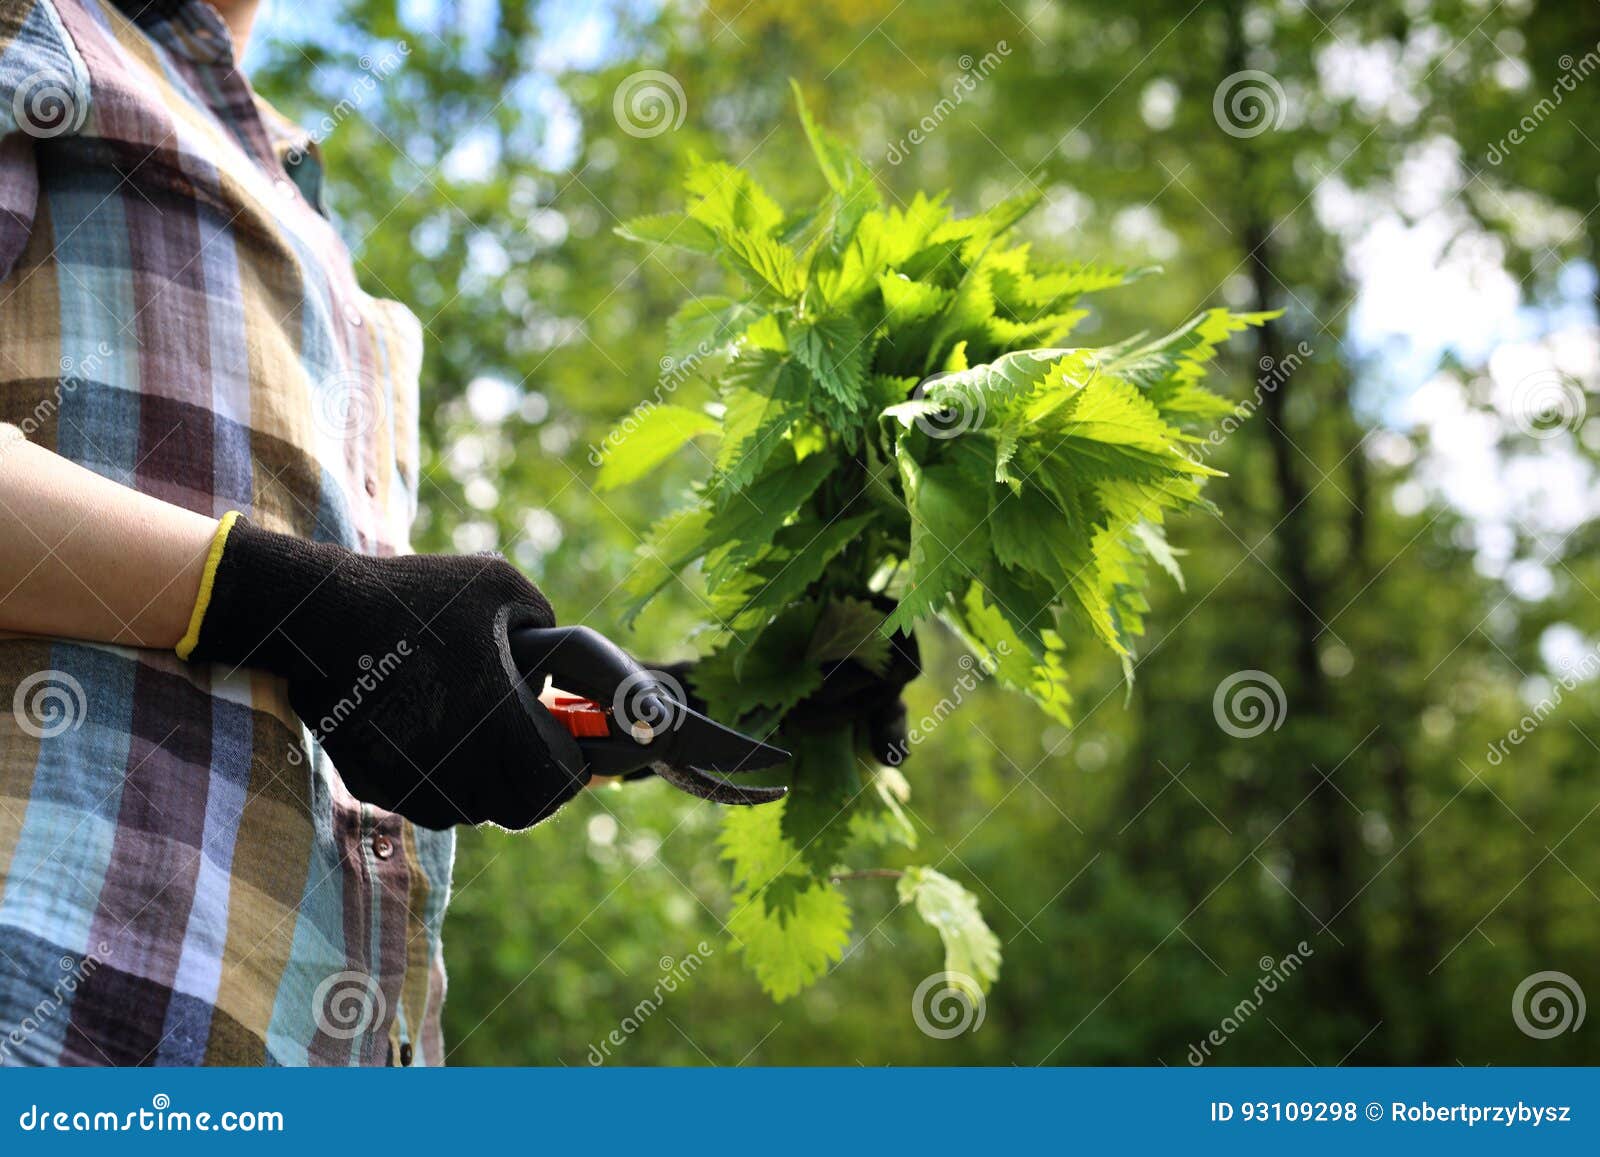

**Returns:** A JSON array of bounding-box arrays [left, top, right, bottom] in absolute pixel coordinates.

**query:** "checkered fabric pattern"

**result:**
[[0, 0, 453, 1065]]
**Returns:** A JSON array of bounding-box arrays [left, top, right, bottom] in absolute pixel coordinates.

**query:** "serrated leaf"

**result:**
[[618, 506, 715, 623], [1131, 520, 1185, 591], [595, 404, 719, 490], [727, 880, 852, 1002], [713, 354, 810, 492], [806, 597, 892, 674], [702, 450, 836, 582], [615, 213, 719, 254], [684, 157, 784, 236], [790, 314, 869, 408], [722, 229, 804, 299], [896, 866, 1001, 993], [883, 458, 991, 635], [691, 600, 825, 721]]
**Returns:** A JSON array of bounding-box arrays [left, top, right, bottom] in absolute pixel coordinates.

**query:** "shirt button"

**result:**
[[343, 303, 364, 327], [399, 1041, 414, 1066], [371, 832, 394, 860], [365, 475, 378, 498]]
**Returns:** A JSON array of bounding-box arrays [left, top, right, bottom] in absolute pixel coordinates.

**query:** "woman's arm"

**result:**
[[0, 426, 218, 649]]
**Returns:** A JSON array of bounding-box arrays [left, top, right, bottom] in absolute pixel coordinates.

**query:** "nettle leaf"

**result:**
[[727, 878, 852, 1003], [615, 212, 719, 255], [883, 456, 992, 636], [596, 404, 720, 491], [790, 314, 870, 410], [715, 512, 876, 631], [896, 867, 1002, 994], [879, 272, 953, 329], [665, 295, 759, 361], [850, 766, 918, 850], [780, 721, 864, 873], [713, 353, 808, 492], [619, 506, 714, 623], [807, 597, 892, 674], [702, 449, 836, 583], [604, 88, 1261, 1004], [692, 600, 825, 722], [722, 229, 805, 299], [684, 158, 785, 236]]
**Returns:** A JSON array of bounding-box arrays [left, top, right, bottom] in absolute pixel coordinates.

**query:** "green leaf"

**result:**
[[618, 506, 714, 623], [684, 157, 785, 236], [702, 449, 836, 583], [727, 878, 852, 1002], [1131, 520, 1186, 592], [615, 213, 719, 255], [722, 230, 804, 299], [780, 722, 863, 873], [717, 512, 876, 628], [806, 596, 892, 674], [883, 457, 992, 635], [595, 404, 720, 490], [691, 600, 826, 720], [791, 79, 862, 198], [712, 352, 809, 492], [790, 314, 870, 409], [720, 799, 802, 893], [896, 866, 1001, 993]]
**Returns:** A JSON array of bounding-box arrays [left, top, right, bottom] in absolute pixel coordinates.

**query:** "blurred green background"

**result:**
[[247, 0, 1600, 1065]]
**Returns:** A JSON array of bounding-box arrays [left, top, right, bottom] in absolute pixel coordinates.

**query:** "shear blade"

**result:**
[[664, 703, 789, 773], [655, 763, 786, 806]]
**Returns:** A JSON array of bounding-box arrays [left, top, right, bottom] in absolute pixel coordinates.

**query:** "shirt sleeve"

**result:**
[[0, 0, 91, 282]]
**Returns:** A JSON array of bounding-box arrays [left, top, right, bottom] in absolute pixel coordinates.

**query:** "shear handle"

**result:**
[[512, 625, 666, 715]]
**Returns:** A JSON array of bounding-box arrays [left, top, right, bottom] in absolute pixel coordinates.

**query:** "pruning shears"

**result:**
[[510, 626, 788, 806]]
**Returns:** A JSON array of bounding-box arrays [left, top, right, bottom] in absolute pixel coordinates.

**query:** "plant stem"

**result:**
[[828, 868, 905, 884]]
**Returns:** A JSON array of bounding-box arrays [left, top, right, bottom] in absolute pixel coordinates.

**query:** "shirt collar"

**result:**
[[109, 0, 235, 65]]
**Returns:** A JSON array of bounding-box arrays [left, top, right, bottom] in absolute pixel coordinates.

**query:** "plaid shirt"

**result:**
[[0, 0, 453, 1065]]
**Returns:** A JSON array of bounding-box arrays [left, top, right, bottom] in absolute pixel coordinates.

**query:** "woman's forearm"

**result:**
[[0, 427, 218, 649]]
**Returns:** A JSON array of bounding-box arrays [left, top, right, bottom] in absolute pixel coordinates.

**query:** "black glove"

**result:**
[[178, 514, 584, 830], [786, 623, 920, 765]]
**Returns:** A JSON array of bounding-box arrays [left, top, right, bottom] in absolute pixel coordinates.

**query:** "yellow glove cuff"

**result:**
[[175, 510, 241, 660]]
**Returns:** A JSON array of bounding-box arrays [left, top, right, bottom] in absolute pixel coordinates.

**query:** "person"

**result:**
[[0, 0, 910, 1067]]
